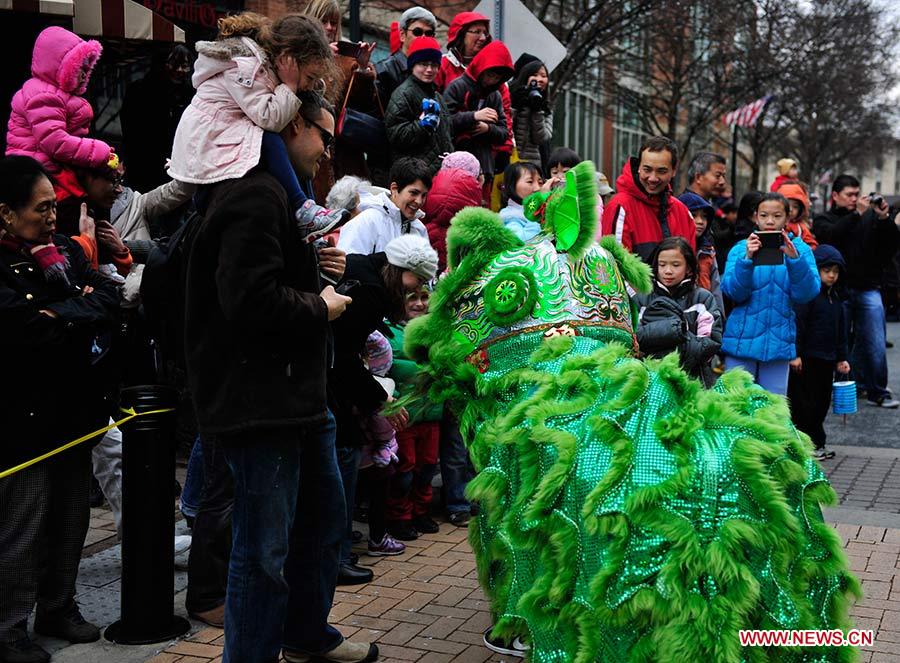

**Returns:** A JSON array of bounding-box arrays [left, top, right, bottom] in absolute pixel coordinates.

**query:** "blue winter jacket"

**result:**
[[721, 236, 819, 362]]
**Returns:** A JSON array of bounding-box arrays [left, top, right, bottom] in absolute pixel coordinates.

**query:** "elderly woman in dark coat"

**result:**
[[0, 155, 119, 663]]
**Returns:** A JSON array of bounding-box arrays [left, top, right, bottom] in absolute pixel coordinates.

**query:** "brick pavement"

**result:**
[[140, 522, 900, 663]]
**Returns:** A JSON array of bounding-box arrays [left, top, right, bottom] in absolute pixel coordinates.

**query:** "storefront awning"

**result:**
[[0, 0, 74, 16], [74, 0, 185, 43]]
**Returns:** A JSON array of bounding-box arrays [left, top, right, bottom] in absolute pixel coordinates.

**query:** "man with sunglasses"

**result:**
[[375, 6, 437, 105], [184, 89, 380, 663]]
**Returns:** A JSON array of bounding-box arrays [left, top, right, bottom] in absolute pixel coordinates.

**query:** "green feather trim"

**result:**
[[600, 234, 653, 294]]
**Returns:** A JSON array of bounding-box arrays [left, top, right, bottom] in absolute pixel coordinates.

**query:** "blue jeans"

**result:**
[[180, 436, 204, 520], [336, 447, 360, 565], [262, 131, 309, 211], [440, 410, 472, 515], [221, 413, 344, 663], [724, 356, 790, 396], [848, 288, 890, 401]]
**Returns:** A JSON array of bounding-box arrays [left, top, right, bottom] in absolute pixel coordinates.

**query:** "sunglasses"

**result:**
[[307, 118, 334, 153], [408, 27, 436, 37]]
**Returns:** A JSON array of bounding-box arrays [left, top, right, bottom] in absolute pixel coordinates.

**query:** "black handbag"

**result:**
[[336, 70, 388, 153]]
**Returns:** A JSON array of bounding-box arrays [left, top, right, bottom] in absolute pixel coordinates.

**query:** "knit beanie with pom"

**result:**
[[440, 151, 481, 179], [385, 234, 438, 281]]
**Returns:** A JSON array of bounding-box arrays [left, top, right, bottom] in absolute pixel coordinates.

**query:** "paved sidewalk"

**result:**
[[127, 522, 900, 663]]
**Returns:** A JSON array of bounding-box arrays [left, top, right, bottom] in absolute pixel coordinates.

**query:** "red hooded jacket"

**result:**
[[436, 12, 514, 157], [601, 158, 696, 263], [444, 41, 514, 178], [423, 166, 483, 271]]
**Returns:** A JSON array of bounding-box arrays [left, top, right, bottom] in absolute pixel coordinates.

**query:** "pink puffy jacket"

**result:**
[[167, 37, 301, 184], [6, 27, 111, 173]]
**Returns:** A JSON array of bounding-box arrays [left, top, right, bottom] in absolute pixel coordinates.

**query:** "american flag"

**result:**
[[723, 96, 773, 127]]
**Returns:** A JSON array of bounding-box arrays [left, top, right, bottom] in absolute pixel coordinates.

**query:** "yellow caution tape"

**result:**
[[0, 407, 175, 480]]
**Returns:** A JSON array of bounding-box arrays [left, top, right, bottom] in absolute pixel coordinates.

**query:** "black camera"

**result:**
[[527, 80, 544, 109], [870, 192, 885, 208]]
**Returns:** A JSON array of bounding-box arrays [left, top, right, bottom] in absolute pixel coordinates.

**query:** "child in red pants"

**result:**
[[385, 285, 444, 540]]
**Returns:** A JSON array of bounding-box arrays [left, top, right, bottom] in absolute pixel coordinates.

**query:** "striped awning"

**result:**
[[0, 0, 74, 15], [74, 0, 185, 42]]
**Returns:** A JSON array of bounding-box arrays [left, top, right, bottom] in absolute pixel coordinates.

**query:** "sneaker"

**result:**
[[174, 534, 192, 557], [386, 521, 419, 541], [813, 449, 836, 460], [482, 627, 527, 658], [284, 640, 379, 663], [869, 395, 900, 409], [189, 603, 225, 628], [448, 511, 470, 527], [367, 534, 406, 556], [33, 602, 100, 643], [296, 201, 350, 243], [0, 634, 50, 663], [411, 515, 440, 534]]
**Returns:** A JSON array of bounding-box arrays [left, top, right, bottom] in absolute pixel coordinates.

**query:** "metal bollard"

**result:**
[[105, 385, 191, 644]]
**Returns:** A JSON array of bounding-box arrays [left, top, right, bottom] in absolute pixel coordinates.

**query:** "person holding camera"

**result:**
[[509, 53, 553, 172], [812, 174, 900, 408]]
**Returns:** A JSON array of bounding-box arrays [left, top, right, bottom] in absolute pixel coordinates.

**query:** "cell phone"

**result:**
[[336, 279, 359, 295], [754, 231, 784, 266], [336, 41, 362, 58]]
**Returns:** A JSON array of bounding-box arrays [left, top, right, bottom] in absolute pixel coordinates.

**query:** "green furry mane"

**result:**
[[600, 235, 653, 294]]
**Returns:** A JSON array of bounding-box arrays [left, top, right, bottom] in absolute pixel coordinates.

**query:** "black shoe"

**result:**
[[33, 602, 100, 643], [887, 340, 895, 349], [349, 552, 359, 565], [448, 511, 470, 527], [337, 563, 374, 586], [387, 521, 419, 541], [0, 635, 50, 663], [411, 515, 440, 534]]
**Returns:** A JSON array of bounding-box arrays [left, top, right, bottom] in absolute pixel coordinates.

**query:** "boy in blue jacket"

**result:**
[[721, 192, 820, 395], [787, 245, 851, 460]]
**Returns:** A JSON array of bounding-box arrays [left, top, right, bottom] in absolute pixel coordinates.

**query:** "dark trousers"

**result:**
[[221, 413, 344, 663], [337, 447, 360, 565], [388, 422, 439, 521], [788, 357, 835, 449], [186, 436, 233, 614], [0, 449, 91, 642], [439, 411, 473, 516]]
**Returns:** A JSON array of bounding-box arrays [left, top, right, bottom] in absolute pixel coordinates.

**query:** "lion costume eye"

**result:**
[[484, 267, 538, 326]]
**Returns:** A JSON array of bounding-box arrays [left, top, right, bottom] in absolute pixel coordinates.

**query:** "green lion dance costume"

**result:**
[[404, 162, 861, 662]]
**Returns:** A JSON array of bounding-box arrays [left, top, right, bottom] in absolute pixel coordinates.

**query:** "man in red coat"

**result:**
[[601, 136, 696, 263]]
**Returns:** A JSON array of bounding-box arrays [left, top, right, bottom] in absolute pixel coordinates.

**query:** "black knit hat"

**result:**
[[514, 52, 541, 76]]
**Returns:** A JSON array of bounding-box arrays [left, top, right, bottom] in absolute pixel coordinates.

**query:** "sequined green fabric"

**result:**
[[404, 172, 861, 662], [464, 336, 860, 662]]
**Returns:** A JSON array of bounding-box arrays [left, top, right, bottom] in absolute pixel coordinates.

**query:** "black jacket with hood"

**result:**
[[443, 41, 514, 178], [632, 278, 723, 387], [812, 206, 899, 290], [793, 244, 848, 363]]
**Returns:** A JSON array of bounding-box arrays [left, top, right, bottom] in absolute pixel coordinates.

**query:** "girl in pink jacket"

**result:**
[[167, 12, 346, 238], [7, 27, 117, 197]]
